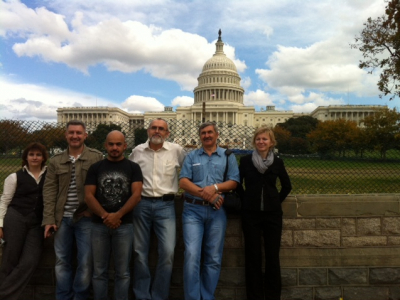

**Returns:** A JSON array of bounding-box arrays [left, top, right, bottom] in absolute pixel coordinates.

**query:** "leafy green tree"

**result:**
[[351, 0, 400, 100], [86, 123, 122, 151], [362, 107, 400, 158], [275, 116, 318, 154], [277, 115, 319, 139], [134, 127, 148, 146]]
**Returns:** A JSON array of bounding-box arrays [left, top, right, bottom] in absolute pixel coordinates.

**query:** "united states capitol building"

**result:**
[[57, 31, 385, 132]]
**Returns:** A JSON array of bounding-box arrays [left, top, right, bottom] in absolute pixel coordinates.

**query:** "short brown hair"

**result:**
[[66, 120, 86, 131], [22, 142, 48, 169]]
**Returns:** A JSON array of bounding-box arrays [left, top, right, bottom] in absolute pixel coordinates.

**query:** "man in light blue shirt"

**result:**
[[179, 122, 239, 300]]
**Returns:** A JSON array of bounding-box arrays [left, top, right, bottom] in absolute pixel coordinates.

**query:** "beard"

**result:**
[[150, 135, 164, 145]]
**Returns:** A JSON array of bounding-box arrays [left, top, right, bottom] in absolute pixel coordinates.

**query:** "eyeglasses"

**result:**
[[150, 126, 167, 132]]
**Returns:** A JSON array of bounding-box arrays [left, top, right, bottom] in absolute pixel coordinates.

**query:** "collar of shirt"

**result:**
[[23, 165, 47, 184], [144, 140, 170, 152], [198, 146, 224, 157], [68, 154, 81, 163], [59, 146, 86, 164]]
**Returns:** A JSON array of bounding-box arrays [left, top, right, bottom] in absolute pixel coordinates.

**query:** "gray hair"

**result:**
[[148, 118, 169, 131]]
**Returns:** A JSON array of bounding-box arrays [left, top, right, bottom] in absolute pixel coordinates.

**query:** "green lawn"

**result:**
[[281, 156, 400, 194], [1, 155, 399, 194]]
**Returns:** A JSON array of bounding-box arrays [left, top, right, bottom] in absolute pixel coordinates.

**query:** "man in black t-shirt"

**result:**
[[85, 130, 143, 300]]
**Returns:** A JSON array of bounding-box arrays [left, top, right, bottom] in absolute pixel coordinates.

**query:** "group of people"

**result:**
[[0, 118, 291, 300]]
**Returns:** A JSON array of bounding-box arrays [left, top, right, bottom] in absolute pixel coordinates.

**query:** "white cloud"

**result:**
[[241, 76, 251, 90], [289, 92, 345, 113], [0, 1, 71, 38], [121, 95, 164, 113], [0, 0, 391, 115], [171, 96, 193, 107], [221, 43, 247, 73], [249, 0, 386, 107], [0, 77, 110, 120], [244, 89, 273, 107], [2, 3, 247, 92], [13, 103, 60, 120], [256, 34, 381, 102]]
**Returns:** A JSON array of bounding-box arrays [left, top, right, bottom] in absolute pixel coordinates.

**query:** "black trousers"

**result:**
[[241, 210, 283, 300], [0, 207, 44, 300]]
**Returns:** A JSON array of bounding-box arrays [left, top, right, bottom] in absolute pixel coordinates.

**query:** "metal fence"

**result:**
[[1, 119, 399, 194]]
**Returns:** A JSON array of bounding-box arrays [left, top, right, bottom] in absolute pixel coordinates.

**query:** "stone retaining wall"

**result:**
[[278, 194, 400, 300], [2, 194, 400, 300]]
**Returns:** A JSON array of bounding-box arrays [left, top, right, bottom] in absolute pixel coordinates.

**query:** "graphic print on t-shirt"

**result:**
[[98, 171, 130, 209]]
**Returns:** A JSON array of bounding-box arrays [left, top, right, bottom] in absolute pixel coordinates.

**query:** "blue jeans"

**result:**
[[91, 222, 134, 300], [54, 216, 92, 300], [182, 201, 227, 300], [132, 199, 176, 300]]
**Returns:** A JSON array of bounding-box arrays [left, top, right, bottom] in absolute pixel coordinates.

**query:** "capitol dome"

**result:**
[[193, 30, 244, 107], [202, 51, 238, 72]]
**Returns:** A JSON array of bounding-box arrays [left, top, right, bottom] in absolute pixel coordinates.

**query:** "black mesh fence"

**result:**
[[1, 119, 399, 194]]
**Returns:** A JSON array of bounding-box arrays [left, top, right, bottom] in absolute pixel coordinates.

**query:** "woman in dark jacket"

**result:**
[[238, 127, 291, 300], [0, 142, 48, 300]]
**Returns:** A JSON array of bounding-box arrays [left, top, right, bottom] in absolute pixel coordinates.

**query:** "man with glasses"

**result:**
[[129, 118, 185, 300]]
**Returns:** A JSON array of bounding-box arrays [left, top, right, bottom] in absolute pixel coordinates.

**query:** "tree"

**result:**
[[362, 107, 400, 158], [307, 119, 360, 157], [0, 120, 29, 155], [351, 0, 400, 100], [275, 116, 318, 154], [273, 126, 291, 153], [29, 123, 68, 155], [350, 127, 371, 158], [289, 137, 310, 155], [134, 128, 148, 146], [86, 123, 122, 151], [277, 115, 319, 139]]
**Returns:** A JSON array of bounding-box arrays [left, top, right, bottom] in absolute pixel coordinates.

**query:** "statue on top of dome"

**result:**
[[218, 29, 221, 38]]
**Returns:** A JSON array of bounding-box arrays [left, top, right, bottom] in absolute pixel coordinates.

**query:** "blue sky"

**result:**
[[1, 0, 399, 121]]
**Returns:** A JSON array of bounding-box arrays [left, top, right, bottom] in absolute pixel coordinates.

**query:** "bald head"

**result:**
[[105, 130, 127, 161], [106, 130, 125, 142]]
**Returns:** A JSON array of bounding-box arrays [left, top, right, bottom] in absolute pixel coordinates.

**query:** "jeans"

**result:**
[[132, 199, 176, 300], [54, 216, 92, 300], [91, 222, 134, 300], [182, 201, 227, 300], [0, 208, 43, 300]]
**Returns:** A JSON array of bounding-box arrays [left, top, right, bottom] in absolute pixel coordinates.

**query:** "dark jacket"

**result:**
[[238, 154, 292, 212]]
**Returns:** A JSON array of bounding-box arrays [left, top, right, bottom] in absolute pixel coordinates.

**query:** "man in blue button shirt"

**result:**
[[179, 122, 239, 300]]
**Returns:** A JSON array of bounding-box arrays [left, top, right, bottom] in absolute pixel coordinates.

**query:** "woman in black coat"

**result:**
[[238, 127, 292, 300]]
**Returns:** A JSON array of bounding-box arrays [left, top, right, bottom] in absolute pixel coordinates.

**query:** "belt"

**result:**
[[183, 195, 210, 206], [142, 194, 175, 201]]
